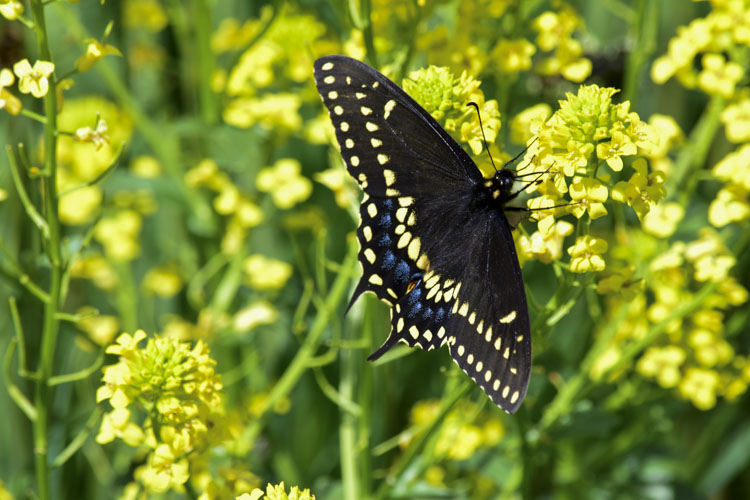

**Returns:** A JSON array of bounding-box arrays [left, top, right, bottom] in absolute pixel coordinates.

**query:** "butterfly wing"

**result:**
[[314, 55, 481, 308], [314, 55, 531, 413]]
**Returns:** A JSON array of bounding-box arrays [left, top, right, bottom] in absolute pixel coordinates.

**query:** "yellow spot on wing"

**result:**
[[367, 203, 377, 218], [407, 237, 421, 261], [340, 121, 350, 132], [361, 106, 373, 115], [499, 311, 517, 324], [378, 154, 390, 165], [366, 122, 379, 132], [384, 99, 396, 119], [368, 274, 383, 286], [351, 156, 360, 167], [371, 138, 383, 148], [363, 226, 373, 241], [328, 91, 338, 99], [409, 325, 419, 339], [321, 62, 334, 71], [364, 248, 376, 264], [384, 169, 396, 186], [334, 105, 343, 115], [324, 75, 335, 84]]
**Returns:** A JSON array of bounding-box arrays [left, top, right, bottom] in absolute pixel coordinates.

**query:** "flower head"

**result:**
[[256, 158, 312, 209], [0, 68, 21, 115], [567, 235, 608, 273], [76, 38, 123, 73], [13, 59, 55, 98]]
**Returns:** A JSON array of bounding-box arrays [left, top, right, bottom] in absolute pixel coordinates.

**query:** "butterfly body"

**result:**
[[314, 55, 531, 413]]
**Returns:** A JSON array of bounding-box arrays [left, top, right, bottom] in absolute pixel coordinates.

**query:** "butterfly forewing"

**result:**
[[314, 55, 532, 413]]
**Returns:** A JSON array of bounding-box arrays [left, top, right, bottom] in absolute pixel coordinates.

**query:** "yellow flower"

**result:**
[[131, 155, 162, 178], [224, 94, 302, 131], [611, 159, 666, 219], [13, 59, 55, 98], [517, 217, 574, 264], [642, 201, 685, 238], [679, 367, 720, 410], [94, 210, 143, 262], [511, 103, 552, 145], [73, 118, 110, 150], [596, 130, 637, 171], [142, 265, 183, 298], [568, 177, 608, 219], [77, 310, 120, 346], [697, 53, 743, 98], [0, 68, 22, 115], [689, 328, 734, 368], [243, 254, 293, 290], [244, 482, 315, 500], [233, 301, 279, 332], [0, 0, 23, 20], [567, 235, 608, 273], [721, 98, 750, 143], [314, 167, 358, 209], [492, 38, 536, 73], [137, 445, 190, 493], [637, 346, 685, 388], [124, 0, 168, 32], [708, 186, 750, 227], [76, 38, 122, 73], [256, 158, 312, 209]]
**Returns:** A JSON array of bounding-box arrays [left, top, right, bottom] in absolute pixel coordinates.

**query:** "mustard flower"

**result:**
[[517, 213, 574, 264], [532, 6, 592, 82], [568, 177, 608, 219], [224, 94, 302, 131], [637, 346, 686, 389], [492, 38, 536, 74], [97, 331, 225, 470], [690, 328, 734, 368], [73, 118, 110, 150], [402, 66, 500, 155], [596, 130, 637, 172], [136, 444, 190, 493], [697, 53, 743, 98], [0, 68, 21, 115], [642, 201, 685, 238], [76, 38, 122, 73], [713, 144, 750, 190], [239, 482, 316, 500], [94, 210, 142, 262], [256, 158, 312, 209], [69, 254, 118, 290], [13, 59, 55, 98], [511, 103, 552, 145], [243, 254, 293, 290], [679, 367, 720, 410], [211, 17, 260, 54], [142, 265, 183, 298], [0, 0, 23, 20], [567, 235, 608, 273], [131, 155, 162, 178], [612, 159, 666, 219], [685, 229, 735, 283], [77, 310, 119, 346], [721, 98, 750, 143], [708, 186, 750, 227], [233, 301, 279, 332], [314, 167, 358, 209], [124, 0, 168, 32]]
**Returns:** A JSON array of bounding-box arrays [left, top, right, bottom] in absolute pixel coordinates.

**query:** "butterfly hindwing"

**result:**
[[314, 55, 532, 413]]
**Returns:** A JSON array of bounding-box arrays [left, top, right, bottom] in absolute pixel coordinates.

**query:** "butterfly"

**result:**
[[313, 55, 531, 413]]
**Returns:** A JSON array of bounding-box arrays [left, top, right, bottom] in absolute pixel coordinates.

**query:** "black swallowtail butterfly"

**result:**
[[314, 55, 531, 413]]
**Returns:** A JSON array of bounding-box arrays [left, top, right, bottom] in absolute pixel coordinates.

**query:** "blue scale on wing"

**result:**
[[347, 197, 423, 311], [367, 275, 455, 360]]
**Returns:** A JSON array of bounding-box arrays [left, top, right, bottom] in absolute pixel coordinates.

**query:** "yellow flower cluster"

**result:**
[[407, 399, 504, 462], [595, 228, 749, 411], [96, 331, 226, 493], [531, 1, 592, 82], [185, 158, 264, 254], [517, 84, 658, 271], [237, 482, 315, 500], [651, 0, 750, 97], [710, 139, 750, 228], [243, 254, 293, 291], [256, 158, 313, 210], [402, 65, 501, 160]]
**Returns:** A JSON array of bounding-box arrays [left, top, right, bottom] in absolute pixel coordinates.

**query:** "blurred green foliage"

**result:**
[[1, 0, 749, 499]]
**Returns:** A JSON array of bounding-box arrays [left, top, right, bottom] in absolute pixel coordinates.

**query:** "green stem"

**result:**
[[29, 1, 62, 498], [244, 241, 358, 442], [192, 0, 218, 125], [622, 0, 658, 107], [670, 94, 725, 203], [340, 320, 359, 500]]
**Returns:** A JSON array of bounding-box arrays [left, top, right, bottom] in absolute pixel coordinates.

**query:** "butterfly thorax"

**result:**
[[473, 169, 516, 212]]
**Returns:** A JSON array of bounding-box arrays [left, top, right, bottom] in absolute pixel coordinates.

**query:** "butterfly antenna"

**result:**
[[467, 102, 499, 173]]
